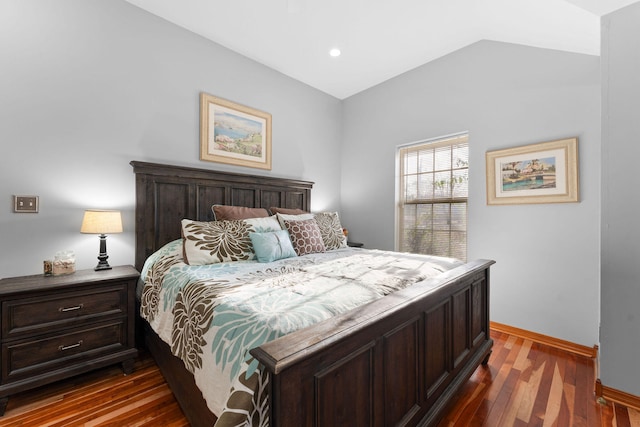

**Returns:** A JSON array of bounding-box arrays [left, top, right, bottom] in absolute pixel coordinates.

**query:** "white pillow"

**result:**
[[275, 212, 314, 229]]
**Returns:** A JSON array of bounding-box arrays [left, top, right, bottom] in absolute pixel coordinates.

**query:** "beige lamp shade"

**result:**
[[80, 210, 123, 234]]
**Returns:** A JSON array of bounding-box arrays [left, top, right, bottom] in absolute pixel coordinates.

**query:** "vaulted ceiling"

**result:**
[[123, 0, 639, 99]]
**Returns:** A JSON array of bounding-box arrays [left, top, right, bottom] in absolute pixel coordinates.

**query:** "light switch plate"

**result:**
[[14, 195, 39, 213]]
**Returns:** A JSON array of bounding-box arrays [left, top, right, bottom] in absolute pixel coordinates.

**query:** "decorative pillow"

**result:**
[[182, 219, 255, 265], [270, 207, 308, 215], [181, 216, 281, 265], [244, 215, 282, 233], [275, 212, 314, 229], [314, 212, 348, 250], [282, 218, 326, 256], [212, 205, 269, 221], [249, 230, 297, 263]]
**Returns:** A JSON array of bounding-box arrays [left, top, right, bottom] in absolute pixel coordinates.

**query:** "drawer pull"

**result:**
[[58, 340, 83, 351], [59, 304, 84, 313]]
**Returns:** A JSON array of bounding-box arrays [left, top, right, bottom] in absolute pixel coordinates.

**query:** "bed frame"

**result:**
[[131, 160, 494, 427]]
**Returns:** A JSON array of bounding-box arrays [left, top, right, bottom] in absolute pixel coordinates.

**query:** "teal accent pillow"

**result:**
[[249, 230, 297, 263]]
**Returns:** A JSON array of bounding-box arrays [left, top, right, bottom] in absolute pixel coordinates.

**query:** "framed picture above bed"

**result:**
[[486, 137, 579, 205], [200, 92, 272, 170]]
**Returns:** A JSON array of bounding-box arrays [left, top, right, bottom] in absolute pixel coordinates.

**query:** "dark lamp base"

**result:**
[[94, 234, 113, 271]]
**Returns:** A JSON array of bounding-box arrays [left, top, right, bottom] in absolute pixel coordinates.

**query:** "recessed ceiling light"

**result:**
[[329, 48, 341, 57]]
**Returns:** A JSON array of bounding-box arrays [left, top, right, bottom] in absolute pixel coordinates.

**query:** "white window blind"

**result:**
[[397, 134, 468, 261]]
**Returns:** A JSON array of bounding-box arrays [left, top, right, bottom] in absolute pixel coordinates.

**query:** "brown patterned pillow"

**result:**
[[181, 219, 255, 265], [314, 212, 348, 250], [282, 218, 326, 256]]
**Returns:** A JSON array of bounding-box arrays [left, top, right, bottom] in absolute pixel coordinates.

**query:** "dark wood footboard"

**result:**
[[251, 259, 494, 427]]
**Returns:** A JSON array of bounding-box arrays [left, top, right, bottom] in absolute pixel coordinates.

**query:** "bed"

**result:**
[[131, 160, 494, 427]]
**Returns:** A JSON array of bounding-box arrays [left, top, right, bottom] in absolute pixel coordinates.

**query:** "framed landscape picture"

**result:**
[[486, 137, 579, 205], [200, 93, 272, 170]]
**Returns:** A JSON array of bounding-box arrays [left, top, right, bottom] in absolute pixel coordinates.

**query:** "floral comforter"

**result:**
[[139, 240, 462, 427]]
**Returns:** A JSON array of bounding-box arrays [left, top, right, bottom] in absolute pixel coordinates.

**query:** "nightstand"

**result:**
[[0, 265, 139, 415]]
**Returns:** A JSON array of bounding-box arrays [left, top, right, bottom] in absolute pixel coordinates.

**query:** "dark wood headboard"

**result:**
[[131, 161, 313, 271]]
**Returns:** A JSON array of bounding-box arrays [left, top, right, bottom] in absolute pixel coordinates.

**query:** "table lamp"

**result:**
[[80, 209, 123, 271]]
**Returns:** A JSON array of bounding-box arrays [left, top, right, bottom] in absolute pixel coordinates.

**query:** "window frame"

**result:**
[[395, 133, 469, 260]]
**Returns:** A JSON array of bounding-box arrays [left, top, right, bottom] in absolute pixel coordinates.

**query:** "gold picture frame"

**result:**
[[200, 93, 272, 170], [486, 137, 579, 205]]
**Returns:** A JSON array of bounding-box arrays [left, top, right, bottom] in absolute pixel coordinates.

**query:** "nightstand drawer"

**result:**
[[2, 285, 127, 339], [2, 321, 127, 384]]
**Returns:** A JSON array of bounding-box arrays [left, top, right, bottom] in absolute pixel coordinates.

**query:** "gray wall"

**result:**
[[600, 2, 640, 396], [341, 41, 601, 347], [0, 0, 342, 277]]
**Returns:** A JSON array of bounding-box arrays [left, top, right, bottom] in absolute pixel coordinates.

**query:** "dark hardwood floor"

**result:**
[[437, 331, 639, 427], [2, 330, 638, 426], [2, 354, 188, 427]]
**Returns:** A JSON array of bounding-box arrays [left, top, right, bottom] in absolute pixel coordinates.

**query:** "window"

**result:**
[[397, 134, 468, 261]]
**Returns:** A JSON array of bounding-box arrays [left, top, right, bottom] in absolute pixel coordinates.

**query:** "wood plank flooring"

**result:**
[[2, 330, 638, 426], [1, 354, 188, 427], [437, 330, 640, 427]]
